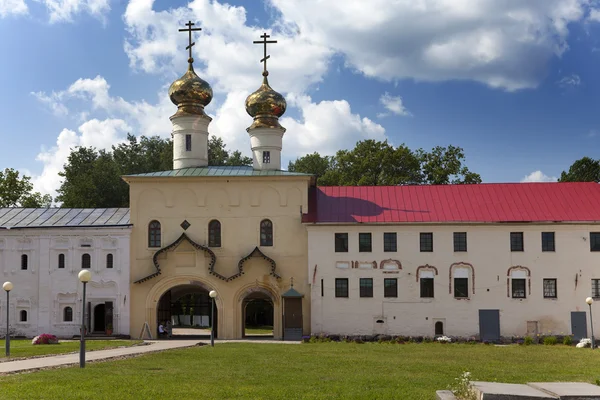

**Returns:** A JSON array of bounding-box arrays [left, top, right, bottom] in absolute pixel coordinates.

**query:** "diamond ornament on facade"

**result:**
[[180, 220, 191, 230]]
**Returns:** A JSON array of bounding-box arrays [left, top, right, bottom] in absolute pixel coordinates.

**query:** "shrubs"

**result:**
[[448, 371, 477, 400], [32, 334, 59, 345], [524, 336, 534, 346], [543, 336, 558, 345], [563, 336, 573, 346]]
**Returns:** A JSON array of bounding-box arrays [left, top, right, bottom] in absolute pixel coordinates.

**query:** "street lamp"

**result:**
[[209, 290, 217, 347], [3, 281, 13, 357], [78, 270, 91, 368], [587, 297, 595, 350]]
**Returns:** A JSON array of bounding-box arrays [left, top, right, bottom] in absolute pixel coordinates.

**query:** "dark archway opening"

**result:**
[[243, 293, 274, 338], [94, 304, 106, 333], [157, 284, 218, 339], [435, 321, 444, 336]]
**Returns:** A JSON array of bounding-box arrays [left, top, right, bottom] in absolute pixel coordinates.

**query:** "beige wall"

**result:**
[[308, 223, 600, 338], [127, 175, 311, 339]]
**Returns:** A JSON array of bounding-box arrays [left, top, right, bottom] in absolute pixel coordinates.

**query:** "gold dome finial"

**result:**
[[169, 21, 213, 118], [245, 32, 286, 131]]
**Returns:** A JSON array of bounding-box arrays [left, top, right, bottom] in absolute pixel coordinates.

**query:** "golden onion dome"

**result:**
[[168, 63, 213, 117], [245, 74, 287, 130]]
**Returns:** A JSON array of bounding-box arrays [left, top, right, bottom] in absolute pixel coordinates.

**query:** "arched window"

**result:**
[[208, 220, 221, 247], [21, 254, 28, 270], [20, 310, 27, 322], [435, 321, 444, 335], [58, 253, 65, 269], [260, 219, 273, 247], [82, 253, 91, 269], [148, 220, 161, 248], [64, 307, 73, 322], [106, 253, 113, 269]]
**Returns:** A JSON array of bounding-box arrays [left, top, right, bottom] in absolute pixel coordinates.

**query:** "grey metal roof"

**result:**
[[124, 166, 312, 178], [0, 208, 131, 229]]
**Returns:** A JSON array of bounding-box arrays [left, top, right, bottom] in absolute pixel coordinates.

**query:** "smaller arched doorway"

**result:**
[[242, 292, 274, 338], [435, 321, 444, 336], [157, 284, 218, 338]]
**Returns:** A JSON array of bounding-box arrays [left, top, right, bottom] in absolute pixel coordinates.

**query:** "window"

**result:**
[[106, 253, 113, 269], [420, 278, 434, 298], [510, 232, 524, 252], [334, 233, 348, 252], [453, 232, 467, 252], [593, 279, 600, 298], [335, 278, 349, 298], [263, 151, 270, 164], [541, 232, 555, 252], [359, 278, 373, 298], [21, 254, 28, 270], [260, 219, 273, 246], [384, 278, 397, 298], [383, 232, 397, 252], [148, 220, 161, 248], [543, 279, 557, 299], [454, 278, 468, 298], [81, 253, 91, 269], [591, 233, 600, 252], [20, 310, 27, 322], [185, 134, 192, 151], [208, 220, 221, 247], [58, 253, 65, 269], [359, 233, 372, 252], [420, 233, 433, 252], [63, 307, 73, 322], [512, 279, 526, 298]]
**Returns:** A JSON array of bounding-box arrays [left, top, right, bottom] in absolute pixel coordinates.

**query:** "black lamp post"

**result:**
[[78, 270, 91, 367], [587, 296, 595, 350], [209, 290, 217, 347], [3, 281, 13, 357]]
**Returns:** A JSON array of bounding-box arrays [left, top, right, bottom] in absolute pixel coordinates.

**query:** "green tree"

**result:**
[[288, 152, 332, 180], [417, 145, 482, 184], [208, 136, 252, 166], [559, 157, 600, 182], [0, 168, 52, 207]]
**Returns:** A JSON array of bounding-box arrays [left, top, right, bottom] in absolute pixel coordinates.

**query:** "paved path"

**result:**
[[0, 339, 299, 374]]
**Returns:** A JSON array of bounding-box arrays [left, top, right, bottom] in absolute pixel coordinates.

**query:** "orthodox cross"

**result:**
[[253, 32, 277, 76], [179, 21, 202, 64]]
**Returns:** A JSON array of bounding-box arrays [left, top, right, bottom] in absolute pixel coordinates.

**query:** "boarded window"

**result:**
[[420, 278, 434, 298], [260, 219, 273, 246], [148, 220, 161, 248], [209, 220, 222, 247]]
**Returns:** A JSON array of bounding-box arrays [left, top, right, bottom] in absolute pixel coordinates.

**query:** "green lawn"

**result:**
[[0, 339, 143, 359], [1, 342, 600, 399], [244, 325, 274, 335]]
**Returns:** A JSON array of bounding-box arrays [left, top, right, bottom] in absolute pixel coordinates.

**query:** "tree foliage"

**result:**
[[0, 168, 52, 208], [559, 157, 600, 182], [57, 134, 252, 208], [288, 140, 481, 185]]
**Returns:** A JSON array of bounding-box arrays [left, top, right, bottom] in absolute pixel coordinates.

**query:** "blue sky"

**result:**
[[1, 0, 600, 196]]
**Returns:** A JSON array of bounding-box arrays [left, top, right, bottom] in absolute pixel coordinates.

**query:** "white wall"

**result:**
[[307, 223, 600, 338], [0, 227, 131, 338]]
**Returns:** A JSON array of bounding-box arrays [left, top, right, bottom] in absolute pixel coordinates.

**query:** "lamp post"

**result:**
[[3, 281, 13, 357], [587, 297, 595, 350], [209, 290, 217, 347], [78, 270, 91, 368]]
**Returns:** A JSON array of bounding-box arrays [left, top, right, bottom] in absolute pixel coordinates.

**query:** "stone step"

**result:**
[[528, 382, 600, 399], [472, 381, 558, 399]]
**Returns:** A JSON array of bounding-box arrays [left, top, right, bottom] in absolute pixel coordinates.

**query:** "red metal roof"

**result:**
[[301, 182, 600, 224]]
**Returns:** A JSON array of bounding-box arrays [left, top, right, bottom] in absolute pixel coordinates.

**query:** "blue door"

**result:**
[[571, 311, 587, 341], [479, 309, 500, 342]]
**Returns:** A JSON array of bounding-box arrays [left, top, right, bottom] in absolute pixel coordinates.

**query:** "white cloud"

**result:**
[[0, 0, 28, 17], [521, 170, 558, 183], [589, 8, 600, 22], [557, 74, 582, 87], [38, 0, 110, 24], [272, 0, 590, 91], [31, 91, 69, 116], [378, 92, 411, 118], [33, 119, 131, 198]]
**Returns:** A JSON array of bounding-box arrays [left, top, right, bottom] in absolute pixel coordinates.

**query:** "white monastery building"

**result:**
[[2, 24, 600, 342], [0, 208, 131, 338], [304, 184, 600, 341]]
